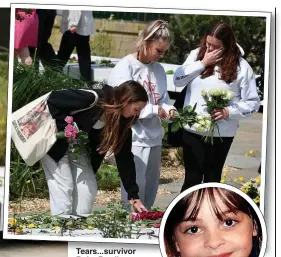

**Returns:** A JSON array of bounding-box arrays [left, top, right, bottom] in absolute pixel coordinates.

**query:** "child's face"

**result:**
[[173, 193, 257, 257]]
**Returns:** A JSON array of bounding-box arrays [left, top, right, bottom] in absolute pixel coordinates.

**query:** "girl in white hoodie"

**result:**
[[173, 23, 260, 191], [108, 20, 176, 210]]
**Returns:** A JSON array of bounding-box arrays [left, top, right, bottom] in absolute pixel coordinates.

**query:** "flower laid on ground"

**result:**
[[57, 116, 90, 161], [131, 208, 165, 228], [8, 203, 164, 238], [201, 88, 235, 144]]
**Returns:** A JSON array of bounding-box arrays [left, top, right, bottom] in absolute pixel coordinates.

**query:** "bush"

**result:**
[[0, 58, 8, 166], [96, 164, 120, 191]]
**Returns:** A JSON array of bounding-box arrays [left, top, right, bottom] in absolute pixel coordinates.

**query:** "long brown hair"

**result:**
[[164, 187, 262, 257], [196, 23, 241, 84], [98, 80, 148, 155]]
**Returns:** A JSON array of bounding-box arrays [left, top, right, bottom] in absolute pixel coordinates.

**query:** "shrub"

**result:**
[[96, 164, 120, 191]]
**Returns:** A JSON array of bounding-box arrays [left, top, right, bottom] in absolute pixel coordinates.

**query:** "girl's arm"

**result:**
[[227, 73, 260, 119], [67, 10, 81, 28], [47, 89, 97, 131], [114, 129, 140, 200], [173, 49, 206, 87]]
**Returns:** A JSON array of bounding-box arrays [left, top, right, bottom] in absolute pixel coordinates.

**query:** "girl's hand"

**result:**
[[168, 109, 177, 120], [211, 107, 229, 121], [130, 199, 148, 212], [158, 106, 168, 119], [202, 48, 224, 67], [69, 25, 77, 34]]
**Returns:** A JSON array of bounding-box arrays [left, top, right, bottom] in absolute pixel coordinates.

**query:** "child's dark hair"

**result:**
[[164, 187, 262, 257]]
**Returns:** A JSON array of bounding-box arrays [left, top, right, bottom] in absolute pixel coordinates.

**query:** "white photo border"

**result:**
[[3, 3, 271, 244]]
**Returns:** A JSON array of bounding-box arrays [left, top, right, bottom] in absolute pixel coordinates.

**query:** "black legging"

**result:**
[[181, 129, 234, 192], [56, 31, 91, 83]]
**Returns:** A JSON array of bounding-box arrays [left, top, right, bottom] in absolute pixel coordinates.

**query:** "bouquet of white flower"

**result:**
[[200, 88, 235, 144]]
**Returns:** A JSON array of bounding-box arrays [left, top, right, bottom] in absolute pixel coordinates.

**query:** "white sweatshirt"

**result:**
[[173, 48, 260, 137], [108, 54, 176, 147], [60, 10, 95, 36]]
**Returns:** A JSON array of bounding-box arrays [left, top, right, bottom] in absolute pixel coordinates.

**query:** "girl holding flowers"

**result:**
[[173, 23, 260, 191]]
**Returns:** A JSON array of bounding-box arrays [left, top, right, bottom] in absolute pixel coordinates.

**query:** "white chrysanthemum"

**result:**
[[197, 125, 206, 133], [197, 115, 204, 120], [226, 90, 235, 100], [198, 120, 206, 126], [201, 89, 207, 97], [205, 120, 211, 127], [193, 123, 201, 130]]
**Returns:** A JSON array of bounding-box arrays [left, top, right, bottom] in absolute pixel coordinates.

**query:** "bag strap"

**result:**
[[70, 89, 99, 115]]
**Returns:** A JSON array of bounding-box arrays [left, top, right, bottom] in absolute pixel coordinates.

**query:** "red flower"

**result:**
[[153, 223, 160, 228]]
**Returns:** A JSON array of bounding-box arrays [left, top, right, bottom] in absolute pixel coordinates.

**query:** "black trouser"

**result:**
[[56, 31, 91, 83], [181, 130, 234, 192], [29, 9, 57, 67]]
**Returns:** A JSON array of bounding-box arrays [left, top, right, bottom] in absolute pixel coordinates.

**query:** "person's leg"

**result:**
[[181, 130, 206, 192], [203, 137, 234, 182], [76, 34, 91, 82], [41, 154, 73, 215], [144, 145, 162, 209], [18, 47, 32, 66], [29, 9, 57, 67], [121, 146, 148, 208], [70, 153, 97, 215], [56, 31, 76, 71]]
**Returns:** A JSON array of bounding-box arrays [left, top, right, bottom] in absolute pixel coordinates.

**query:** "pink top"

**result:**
[[14, 9, 39, 49]]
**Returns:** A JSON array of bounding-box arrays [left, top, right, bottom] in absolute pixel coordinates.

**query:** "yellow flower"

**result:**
[[220, 178, 226, 183], [223, 172, 227, 177], [25, 180, 31, 184], [19, 225, 26, 229], [241, 188, 248, 193], [245, 152, 249, 157], [255, 176, 261, 184], [234, 178, 238, 182], [254, 196, 260, 204], [53, 226, 60, 230], [8, 218, 17, 226], [249, 150, 254, 154], [28, 224, 35, 229], [239, 176, 244, 181], [88, 225, 94, 230]]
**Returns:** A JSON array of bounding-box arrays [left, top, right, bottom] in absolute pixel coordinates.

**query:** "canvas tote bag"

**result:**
[[11, 89, 99, 166]]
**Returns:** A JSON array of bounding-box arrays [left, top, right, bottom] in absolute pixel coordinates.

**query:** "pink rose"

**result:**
[[72, 127, 79, 134], [65, 124, 73, 132], [65, 116, 73, 124], [65, 130, 72, 138], [132, 213, 141, 221]]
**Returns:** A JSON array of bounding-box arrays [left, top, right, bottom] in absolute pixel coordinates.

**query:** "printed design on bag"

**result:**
[[13, 99, 51, 142]]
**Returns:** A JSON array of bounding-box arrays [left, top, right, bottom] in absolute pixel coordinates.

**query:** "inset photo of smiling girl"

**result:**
[[159, 183, 267, 257]]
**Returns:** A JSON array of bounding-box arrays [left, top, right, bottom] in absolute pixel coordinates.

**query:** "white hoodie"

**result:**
[[108, 54, 176, 147], [173, 48, 260, 137]]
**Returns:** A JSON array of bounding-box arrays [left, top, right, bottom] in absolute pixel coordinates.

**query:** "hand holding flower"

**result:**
[[211, 107, 229, 121]]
